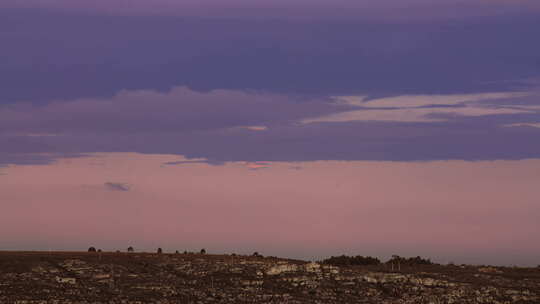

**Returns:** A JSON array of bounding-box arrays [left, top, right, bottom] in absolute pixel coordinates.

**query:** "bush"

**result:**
[[127, 246, 134, 253], [88, 247, 96, 252], [157, 248, 163, 254], [387, 255, 433, 266], [322, 255, 381, 266], [200, 248, 206, 254]]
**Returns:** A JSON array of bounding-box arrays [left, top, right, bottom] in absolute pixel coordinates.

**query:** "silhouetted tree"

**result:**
[[200, 248, 206, 254], [253, 252, 263, 257], [127, 246, 134, 253], [175, 250, 180, 254], [387, 255, 433, 266], [98, 249, 102, 253], [322, 255, 381, 266], [88, 247, 96, 252], [157, 248, 163, 254]]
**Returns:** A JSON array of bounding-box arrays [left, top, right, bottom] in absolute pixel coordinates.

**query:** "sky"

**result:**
[[1, 0, 539, 266]]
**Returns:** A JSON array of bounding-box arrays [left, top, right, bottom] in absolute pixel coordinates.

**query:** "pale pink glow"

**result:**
[[1, 153, 539, 265]]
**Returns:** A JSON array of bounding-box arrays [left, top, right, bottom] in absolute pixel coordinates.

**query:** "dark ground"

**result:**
[[0, 251, 539, 303]]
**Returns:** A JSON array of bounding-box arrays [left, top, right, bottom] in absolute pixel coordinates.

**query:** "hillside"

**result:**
[[0, 251, 539, 303]]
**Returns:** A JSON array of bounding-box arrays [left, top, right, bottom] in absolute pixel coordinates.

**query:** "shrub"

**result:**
[[200, 248, 206, 254], [157, 248, 163, 254], [88, 247, 96, 252], [387, 255, 433, 266], [322, 255, 381, 266], [127, 246, 134, 253]]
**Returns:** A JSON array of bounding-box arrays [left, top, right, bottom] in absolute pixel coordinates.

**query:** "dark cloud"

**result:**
[[104, 182, 131, 192], [1, 86, 540, 166], [0, 87, 341, 134], [0, 10, 539, 105], [0, 151, 87, 168], [2, 1, 540, 19], [163, 160, 225, 166], [1, 7, 540, 166]]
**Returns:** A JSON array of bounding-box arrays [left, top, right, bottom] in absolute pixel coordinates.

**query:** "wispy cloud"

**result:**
[[239, 126, 269, 132], [303, 91, 540, 124], [163, 159, 225, 166], [505, 122, 540, 129], [104, 182, 131, 192], [244, 162, 271, 170], [302, 107, 531, 123], [335, 92, 531, 108]]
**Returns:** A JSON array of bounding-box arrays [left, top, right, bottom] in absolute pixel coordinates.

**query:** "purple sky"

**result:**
[[3, 1, 540, 19], [1, 1, 539, 265]]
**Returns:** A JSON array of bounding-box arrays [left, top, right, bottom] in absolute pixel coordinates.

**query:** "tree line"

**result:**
[[321, 254, 433, 266]]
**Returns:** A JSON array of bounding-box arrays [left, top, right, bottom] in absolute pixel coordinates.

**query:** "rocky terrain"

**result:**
[[0, 251, 539, 303]]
